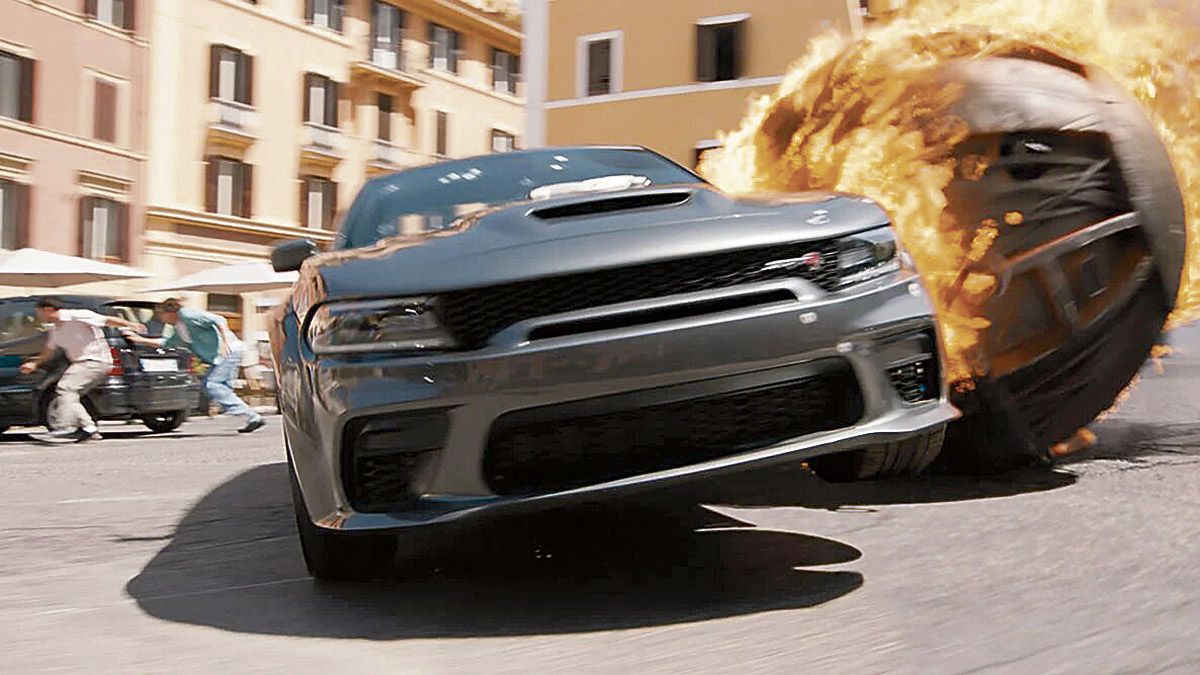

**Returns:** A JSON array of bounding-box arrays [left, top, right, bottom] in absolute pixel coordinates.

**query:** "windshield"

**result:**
[[336, 148, 701, 249]]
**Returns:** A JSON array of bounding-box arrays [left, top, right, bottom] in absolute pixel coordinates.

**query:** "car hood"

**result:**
[[306, 184, 889, 299]]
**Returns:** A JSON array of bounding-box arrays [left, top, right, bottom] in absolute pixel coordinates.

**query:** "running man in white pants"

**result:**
[[21, 298, 145, 443]]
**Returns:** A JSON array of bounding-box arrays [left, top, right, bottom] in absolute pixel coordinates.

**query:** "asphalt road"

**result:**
[[4, 326, 1200, 673]]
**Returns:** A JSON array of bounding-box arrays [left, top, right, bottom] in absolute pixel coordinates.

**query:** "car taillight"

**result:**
[[109, 348, 124, 376]]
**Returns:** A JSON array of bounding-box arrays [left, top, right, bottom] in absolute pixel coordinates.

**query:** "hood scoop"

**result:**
[[529, 190, 693, 221]]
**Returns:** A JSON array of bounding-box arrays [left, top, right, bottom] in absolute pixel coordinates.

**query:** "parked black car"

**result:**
[[0, 295, 201, 434]]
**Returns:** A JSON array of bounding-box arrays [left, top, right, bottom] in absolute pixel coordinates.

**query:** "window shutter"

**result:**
[[94, 80, 117, 143], [78, 197, 91, 257], [115, 202, 129, 261], [204, 157, 217, 213], [332, 0, 344, 32], [369, 2, 378, 56], [729, 22, 744, 79], [328, 181, 338, 230], [299, 178, 309, 228], [209, 45, 221, 99], [449, 31, 461, 73], [377, 94, 392, 141], [241, 53, 254, 105], [124, 0, 136, 31], [13, 183, 30, 248], [696, 26, 715, 82], [435, 110, 448, 156], [18, 57, 34, 123], [326, 80, 339, 127], [241, 163, 253, 218], [427, 23, 436, 68], [302, 74, 312, 122], [84, 0, 97, 18]]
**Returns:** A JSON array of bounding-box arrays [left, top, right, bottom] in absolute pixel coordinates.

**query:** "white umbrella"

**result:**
[[145, 261, 298, 294], [0, 248, 151, 287]]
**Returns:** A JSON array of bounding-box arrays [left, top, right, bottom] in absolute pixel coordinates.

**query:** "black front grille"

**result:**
[[888, 358, 940, 403], [342, 411, 449, 512], [441, 241, 840, 349], [484, 364, 864, 496]]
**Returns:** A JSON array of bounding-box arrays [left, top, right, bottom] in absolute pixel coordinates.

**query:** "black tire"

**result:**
[[142, 410, 188, 434], [288, 454, 397, 582], [808, 425, 946, 483], [929, 55, 1183, 471]]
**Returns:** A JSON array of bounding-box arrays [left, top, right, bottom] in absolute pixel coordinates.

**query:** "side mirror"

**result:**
[[271, 239, 319, 273]]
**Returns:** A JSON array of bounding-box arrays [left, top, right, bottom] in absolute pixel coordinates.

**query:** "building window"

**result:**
[[79, 197, 127, 261], [207, 293, 243, 336], [300, 176, 337, 230], [696, 16, 746, 82], [85, 0, 135, 30], [491, 48, 519, 95], [0, 50, 34, 122], [578, 32, 621, 97], [0, 179, 30, 250], [306, 0, 345, 32], [377, 93, 392, 142], [208, 45, 253, 106], [491, 129, 515, 153], [93, 79, 118, 143], [204, 156, 253, 218], [435, 110, 449, 157], [371, 1, 405, 70], [303, 73, 339, 127], [428, 23, 461, 74]]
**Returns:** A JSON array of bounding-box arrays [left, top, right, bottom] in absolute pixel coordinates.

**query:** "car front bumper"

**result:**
[[285, 272, 959, 533]]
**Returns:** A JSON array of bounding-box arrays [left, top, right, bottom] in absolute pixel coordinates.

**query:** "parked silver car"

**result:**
[[269, 147, 957, 580]]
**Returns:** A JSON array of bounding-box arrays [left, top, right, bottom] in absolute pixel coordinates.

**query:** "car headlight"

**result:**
[[837, 226, 905, 288], [307, 298, 458, 355]]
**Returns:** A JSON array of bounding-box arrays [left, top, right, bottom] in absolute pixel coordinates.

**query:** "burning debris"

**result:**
[[702, 0, 1199, 466]]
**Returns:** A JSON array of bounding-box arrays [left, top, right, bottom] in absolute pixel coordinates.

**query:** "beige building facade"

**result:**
[[524, 0, 900, 167], [142, 0, 523, 336]]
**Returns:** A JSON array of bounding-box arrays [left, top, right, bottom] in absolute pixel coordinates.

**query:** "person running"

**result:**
[[21, 298, 146, 443], [126, 298, 265, 433]]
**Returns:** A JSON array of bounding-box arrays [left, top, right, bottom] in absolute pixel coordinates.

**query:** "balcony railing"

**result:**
[[304, 123, 343, 154], [370, 45, 403, 72], [351, 46, 425, 90], [206, 99, 259, 148], [209, 99, 259, 130], [372, 140, 425, 168]]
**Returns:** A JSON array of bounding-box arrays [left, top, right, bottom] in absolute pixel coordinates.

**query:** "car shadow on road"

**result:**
[[126, 462, 867, 639], [1056, 419, 1200, 467], [0, 429, 208, 443], [692, 462, 1077, 511]]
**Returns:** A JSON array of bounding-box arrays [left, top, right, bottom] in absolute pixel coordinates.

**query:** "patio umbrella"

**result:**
[[144, 261, 298, 294], [0, 248, 152, 287]]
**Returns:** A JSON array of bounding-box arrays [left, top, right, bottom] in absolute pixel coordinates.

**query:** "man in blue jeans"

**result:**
[[128, 298, 265, 433]]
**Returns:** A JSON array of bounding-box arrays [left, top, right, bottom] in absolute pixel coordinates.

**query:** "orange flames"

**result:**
[[701, 0, 1200, 384]]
